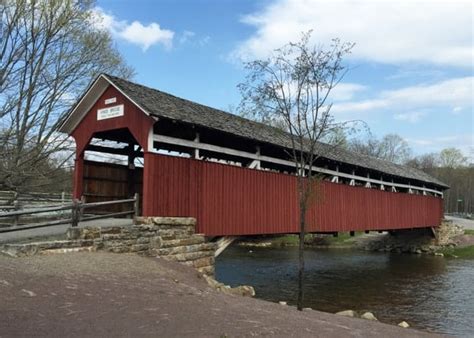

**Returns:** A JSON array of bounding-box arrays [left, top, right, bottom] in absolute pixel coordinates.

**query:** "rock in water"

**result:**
[[398, 321, 410, 328], [278, 301, 287, 306], [361, 312, 378, 321], [21, 289, 36, 297], [336, 310, 357, 318], [236, 285, 256, 297]]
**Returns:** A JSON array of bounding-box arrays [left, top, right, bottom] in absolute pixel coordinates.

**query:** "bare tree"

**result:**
[[349, 133, 412, 165], [238, 31, 354, 310], [436, 148, 469, 214], [0, 0, 134, 192], [405, 152, 439, 178], [348, 132, 385, 158], [378, 134, 412, 164], [438, 148, 467, 169]]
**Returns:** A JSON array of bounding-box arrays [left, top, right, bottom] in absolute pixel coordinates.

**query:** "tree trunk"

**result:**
[[297, 201, 307, 311]]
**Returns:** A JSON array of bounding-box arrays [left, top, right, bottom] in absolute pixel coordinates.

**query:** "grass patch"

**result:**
[[464, 229, 474, 235], [437, 245, 474, 259], [273, 232, 364, 247], [241, 232, 365, 248], [270, 235, 299, 247], [313, 232, 364, 246]]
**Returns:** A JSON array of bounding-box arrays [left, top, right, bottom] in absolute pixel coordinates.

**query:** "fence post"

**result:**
[[133, 193, 140, 223], [13, 198, 19, 227], [79, 196, 85, 219], [71, 199, 79, 227]]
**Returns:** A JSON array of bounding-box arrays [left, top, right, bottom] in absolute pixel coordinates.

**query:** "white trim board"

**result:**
[[152, 133, 443, 196], [59, 74, 151, 134]]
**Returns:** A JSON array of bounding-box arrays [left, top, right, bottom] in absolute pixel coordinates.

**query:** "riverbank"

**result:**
[[437, 229, 474, 258], [0, 252, 438, 337]]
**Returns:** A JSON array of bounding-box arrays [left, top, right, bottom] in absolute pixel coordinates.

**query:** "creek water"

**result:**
[[215, 246, 474, 336]]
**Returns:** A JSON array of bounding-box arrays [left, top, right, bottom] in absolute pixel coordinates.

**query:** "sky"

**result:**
[[94, 0, 473, 158]]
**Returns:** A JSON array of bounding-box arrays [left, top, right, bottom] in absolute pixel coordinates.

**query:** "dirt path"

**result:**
[[0, 252, 440, 337]]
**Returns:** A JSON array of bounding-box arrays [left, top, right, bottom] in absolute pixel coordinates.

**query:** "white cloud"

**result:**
[[383, 77, 473, 105], [332, 99, 388, 113], [91, 8, 174, 51], [394, 111, 427, 123], [233, 0, 473, 68], [199, 35, 211, 46], [407, 134, 474, 156], [179, 30, 196, 44], [331, 83, 367, 101], [332, 77, 473, 118], [121, 22, 173, 51], [178, 31, 211, 47]]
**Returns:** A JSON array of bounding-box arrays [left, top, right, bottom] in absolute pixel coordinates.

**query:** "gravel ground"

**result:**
[[445, 216, 474, 230], [0, 252, 441, 338]]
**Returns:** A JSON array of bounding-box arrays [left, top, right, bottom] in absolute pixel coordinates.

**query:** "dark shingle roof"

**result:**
[[104, 74, 448, 189]]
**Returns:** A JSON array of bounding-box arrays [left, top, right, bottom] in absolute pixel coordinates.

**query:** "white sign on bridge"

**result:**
[[97, 104, 124, 120]]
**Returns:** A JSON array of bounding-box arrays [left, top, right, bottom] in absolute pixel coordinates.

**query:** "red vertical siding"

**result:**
[[142, 153, 444, 236], [71, 85, 155, 154], [73, 152, 84, 199]]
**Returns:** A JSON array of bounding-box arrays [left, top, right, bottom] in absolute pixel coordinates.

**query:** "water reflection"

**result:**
[[216, 246, 474, 336]]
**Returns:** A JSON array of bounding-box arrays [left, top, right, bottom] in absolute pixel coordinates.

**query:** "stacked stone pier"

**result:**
[[135, 217, 216, 275], [1, 217, 217, 276]]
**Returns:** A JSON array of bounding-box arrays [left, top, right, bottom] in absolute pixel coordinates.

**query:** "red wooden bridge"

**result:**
[[60, 74, 447, 237]]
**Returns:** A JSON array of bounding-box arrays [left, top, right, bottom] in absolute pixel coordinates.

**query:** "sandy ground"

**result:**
[[0, 252, 441, 338]]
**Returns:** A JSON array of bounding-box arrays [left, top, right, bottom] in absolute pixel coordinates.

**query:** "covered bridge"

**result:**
[[59, 74, 447, 236]]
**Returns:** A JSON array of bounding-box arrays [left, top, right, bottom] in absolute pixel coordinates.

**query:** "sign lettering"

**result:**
[[97, 104, 124, 120], [105, 97, 116, 105]]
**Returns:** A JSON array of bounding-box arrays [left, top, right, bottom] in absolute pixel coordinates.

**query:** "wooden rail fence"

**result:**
[[0, 191, 72, 209], [0, 193, 139, 233]]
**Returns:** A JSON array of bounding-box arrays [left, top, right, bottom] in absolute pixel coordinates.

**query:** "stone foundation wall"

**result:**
[[2, 217, 217, 275], [361, 221, 464, 254]]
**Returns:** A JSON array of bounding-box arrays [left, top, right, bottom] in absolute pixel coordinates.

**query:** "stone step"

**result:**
[[135, 216, 196, 227], [156, 242, 216, 256], [160, 250, 214, 262], [197, 265, 214, 276], [134, 223, 195, 231], [192, 256, 215, 268], [41, 247, 95, 255], [156, 228, 195, 238], [160, 235, 205, 248]]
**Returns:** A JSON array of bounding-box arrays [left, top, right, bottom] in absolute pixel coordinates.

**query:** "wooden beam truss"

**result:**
[[152, 133, 443, 197]]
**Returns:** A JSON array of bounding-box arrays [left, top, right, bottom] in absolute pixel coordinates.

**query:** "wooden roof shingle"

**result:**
[[103, 74, 448, 189]]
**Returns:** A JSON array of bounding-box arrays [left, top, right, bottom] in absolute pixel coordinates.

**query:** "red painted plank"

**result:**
[[141, 153, 443, 236], [71, 85, 155, 155]]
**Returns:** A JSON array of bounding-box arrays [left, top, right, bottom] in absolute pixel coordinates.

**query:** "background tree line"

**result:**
[[339, 132, 473, 215]]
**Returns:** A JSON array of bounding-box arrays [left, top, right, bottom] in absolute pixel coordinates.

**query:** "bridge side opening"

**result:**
[[76, 128, 143, 215]]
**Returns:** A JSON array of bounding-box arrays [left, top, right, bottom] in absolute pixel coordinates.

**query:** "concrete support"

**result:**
[[214, 236, 238, 257]]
